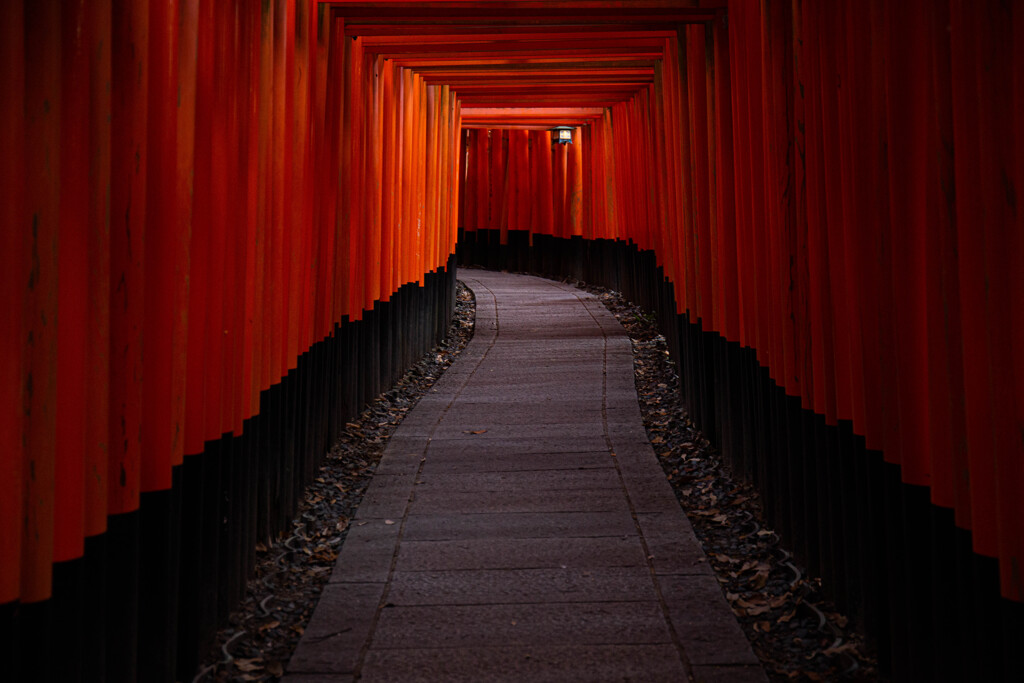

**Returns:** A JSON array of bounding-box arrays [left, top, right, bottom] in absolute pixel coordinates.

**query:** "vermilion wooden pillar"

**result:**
[[800, 0, 837, 424], [184, 0, 214, 458], [141, 0, 180, 493], [950, 0, 997, 559], [0, 0, 27, 606], [173, 0, 198, 471], [55, 0, 91, 565], [710, 12, 738, 347], [108, 0, 148, 515], [1007, 0, 1024, 605], [22, 0, 62, 606]]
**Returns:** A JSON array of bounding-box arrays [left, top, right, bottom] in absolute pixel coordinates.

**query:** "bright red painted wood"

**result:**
[[55, 0, 91, 562], [0, 0, 27, 604], [22, 0, 62, 601], [184, 0, 215, 455], [141, 0, 179, 490], [172, 0, 197, 466], [108, 0, 148, 516], [950, 0, 997, 557], [5, 0, 1024, 607]]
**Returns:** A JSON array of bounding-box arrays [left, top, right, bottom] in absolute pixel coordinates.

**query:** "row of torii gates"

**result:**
[[2, 1, 1022, 681]]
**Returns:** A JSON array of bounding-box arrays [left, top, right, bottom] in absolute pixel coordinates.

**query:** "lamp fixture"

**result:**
[[551, 126, 574, 145]]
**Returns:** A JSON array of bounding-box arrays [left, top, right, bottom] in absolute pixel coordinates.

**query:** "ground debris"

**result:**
[[583, 282, 879, 683], [196, 282, 475, 683]]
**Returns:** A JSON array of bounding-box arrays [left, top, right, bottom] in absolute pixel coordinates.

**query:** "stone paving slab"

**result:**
[[427, 422, 606, 440], [436, 388, 605, 403], [414, 469, 622, 491], [691, 665, 775, 683], [393, 536, 647, 572], [285, 271, 766, 683], [423, 435, 609, 455], [418, 451, 615, 474], [660, 575, 764, 667], [426, 404, 606, 425], [385, 566, 655, 605], [360, 644, 689, 683], [407, 487, 631, 515], [328, 521, 402, 583], [397, 511, 639, 541], [289, 583, 384, 674], [371, 601, 672, 649]]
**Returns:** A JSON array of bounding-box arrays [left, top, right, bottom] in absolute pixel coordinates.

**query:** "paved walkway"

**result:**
[[284, 271, 767, 683]]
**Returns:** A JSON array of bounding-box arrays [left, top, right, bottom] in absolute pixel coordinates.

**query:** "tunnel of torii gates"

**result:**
[[0, 0, 1022, 681]]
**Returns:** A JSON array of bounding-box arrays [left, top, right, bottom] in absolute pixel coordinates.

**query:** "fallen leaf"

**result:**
[[259, 620, 280, 634], [266, 661, 284, 677], [822, 641, 860, 657], [384, 519, 396, 525], [749, 572, 768, 589], [463, 429, 488, 434], [827, 612, 849, 628], [778, 608, 798, 624], [235, 659, 263, 673]]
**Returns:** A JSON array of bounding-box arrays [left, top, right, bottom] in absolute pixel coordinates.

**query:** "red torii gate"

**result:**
[[1, 1, 1021, 680]]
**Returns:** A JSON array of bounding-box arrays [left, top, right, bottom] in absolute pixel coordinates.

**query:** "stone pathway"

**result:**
[[283, 271, 767, 683]]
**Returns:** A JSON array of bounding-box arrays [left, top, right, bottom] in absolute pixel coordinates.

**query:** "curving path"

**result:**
[[284, 270, 767, 683]]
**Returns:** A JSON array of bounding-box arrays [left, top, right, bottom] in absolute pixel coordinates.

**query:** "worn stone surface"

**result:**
[[360, 645, 688, 683], [371, 601, 672, 649], [398, 510, 638, 541], [385, 566, 654, 605], [283, 271, 765, 683], [691, 666, 777, 683], [393, 536, 647, 572]]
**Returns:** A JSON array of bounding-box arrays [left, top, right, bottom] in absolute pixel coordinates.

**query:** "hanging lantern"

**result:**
[[551, 125, 574, 145]]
